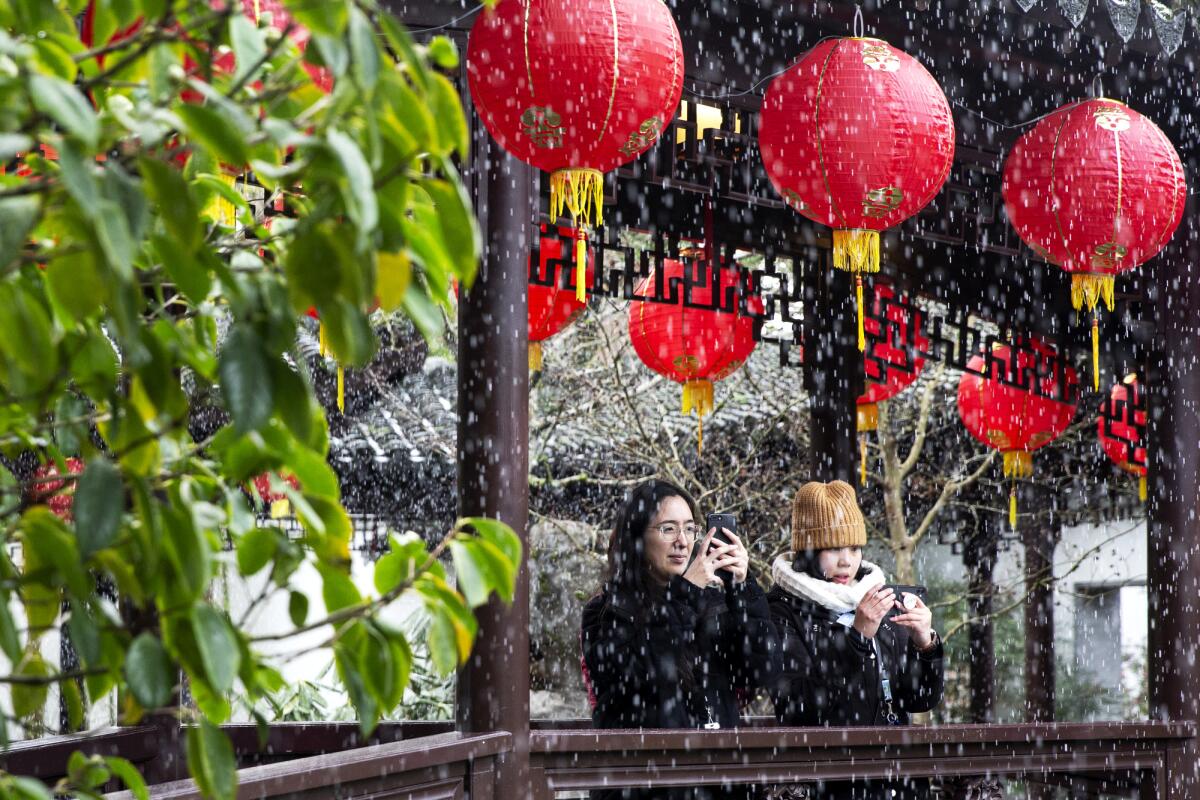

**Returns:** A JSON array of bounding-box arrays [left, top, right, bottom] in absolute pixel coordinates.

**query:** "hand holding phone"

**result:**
[[704, 513, 743, 585]]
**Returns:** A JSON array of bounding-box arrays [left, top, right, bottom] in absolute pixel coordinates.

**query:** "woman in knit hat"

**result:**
[[581, 478, 780, 799], [768, 480, 944, 800]]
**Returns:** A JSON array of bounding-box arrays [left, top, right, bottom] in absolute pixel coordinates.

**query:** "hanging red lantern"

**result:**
[[856, 284, 927, 483], [627, 257, 762, 451], [758, 37, 955, 350], [1002, 98, 1185, 390], [1098, 373, 1147, 502], [31, 458, 85, 522], [467, 0, 684, 303], [252, 472, 300, 519], [528, 227, 593, 372], [957, 339, 1079, 528]]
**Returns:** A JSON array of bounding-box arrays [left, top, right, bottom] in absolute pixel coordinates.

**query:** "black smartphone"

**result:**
[[705, 513, 736, 545], [882, 584, 928, 616]]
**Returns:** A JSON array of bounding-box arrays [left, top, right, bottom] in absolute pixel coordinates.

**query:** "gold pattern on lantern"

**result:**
[[1090, 241, 1128, 270], [673, 354, 701, 372], [1093, 105, 1131, 132], [861, 42, 900, 72], [782, 188, 810, 213], [618, 116, 664, 157], [986, 430, 1012, 449], [862, 186, 903, 218], [1029, 243, 1058, 265], [521, 106, 564, 148]]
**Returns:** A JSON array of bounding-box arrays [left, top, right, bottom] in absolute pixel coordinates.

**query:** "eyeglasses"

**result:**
[[653, 522, 699, 541]]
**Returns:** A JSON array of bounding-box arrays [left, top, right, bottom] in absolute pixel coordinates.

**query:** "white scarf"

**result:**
[[772, 553, 887, 614]]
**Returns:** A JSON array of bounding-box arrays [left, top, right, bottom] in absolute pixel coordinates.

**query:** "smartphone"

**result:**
[[705, 513, 736, 545], [882, 584, 928, 616]]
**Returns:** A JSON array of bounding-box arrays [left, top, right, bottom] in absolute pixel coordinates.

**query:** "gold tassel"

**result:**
[[683, 379, 713, 456], [318, 322, 328, 358], [1091, 314, 1101, 392], [204, 172, 241, 228], [832, 229, 881, 274], [860, 435, 868, 486], [337, 365, 345, 414], [1009, 484, 1018, 530], [1002, 450, 1033, 479], [857, 402, 879, 433], [1138, 474, 1147, 503], [1070, 273, 1115, 312], [269, 499, 290, 519], [698, 415, 703, 455], [855, 274, 866, 352], [529, 341, 544, 372], [574, 229, 588, 303]]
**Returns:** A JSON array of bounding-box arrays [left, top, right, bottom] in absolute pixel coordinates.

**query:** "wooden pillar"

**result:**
[[963, 521, 997, 724], [1147, 199, 1200, 798], [455, 135, 532, 800], [1023, 521, 1057, 724], [803, 263, 860, 483]]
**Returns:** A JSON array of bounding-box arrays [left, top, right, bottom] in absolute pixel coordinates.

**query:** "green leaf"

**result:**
[[428, 72, 467, 158], [73, 458, 123, 558], [62, 679, 84, 731], [327, 130, 378, 235], [449, 540, 489, 609], [427, 37, 459, 71], [0, 196, 39, 273], [422, 175, 480, 283], [236, 528, 276, 576], [177, 103, 249, 167], [219, 324, 274, 433], [318, 563, 361, 613], [22, 508, 90, 599], [401, 285, 444, 342], [283, 0, 348, 36], [373, 532, 425, 595], [11, 651, 50, 718], [229, 12, 267, 86], [105, 756, 150, 800], [140, 158, 201, 252], [288, 590, 308, 627], [0, 595, 22, 662], [66, 604, 100, 666], [192, 605, 241, 694], [334, 643, 377, 736], [28, 74, 98, 147], [125, 633, 174, 710], [424, 608, 458, 676], [46, 250, 107, 325], [347, 7, 380, 92], [186, 719, 237, 800]]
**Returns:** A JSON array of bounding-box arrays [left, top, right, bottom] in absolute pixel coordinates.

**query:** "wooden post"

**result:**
[[963, 521, 998, 724], [456, 134, 532, 800], [803, 261, 860, 483]]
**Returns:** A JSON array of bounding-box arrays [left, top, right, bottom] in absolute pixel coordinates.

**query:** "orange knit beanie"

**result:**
[[791, 480, 867, 552]]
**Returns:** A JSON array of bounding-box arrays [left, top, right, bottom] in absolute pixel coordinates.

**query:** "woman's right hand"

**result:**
[[683, 529, 729, 588], [852, 586, 895, 640]]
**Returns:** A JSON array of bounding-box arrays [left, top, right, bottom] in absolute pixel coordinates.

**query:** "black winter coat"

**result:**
[[581, 575, 780, 799], [767, 586, 945, 800]]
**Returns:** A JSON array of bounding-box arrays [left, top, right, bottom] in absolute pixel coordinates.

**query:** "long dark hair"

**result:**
[[605, 478, 699, 602], [792, 549, 873, 583]]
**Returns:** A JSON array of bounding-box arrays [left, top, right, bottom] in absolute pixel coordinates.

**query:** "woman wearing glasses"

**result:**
[[581, 479, 779, 752]]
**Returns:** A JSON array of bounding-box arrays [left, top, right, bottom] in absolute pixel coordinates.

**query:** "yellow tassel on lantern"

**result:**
[[529, 341, 544, 372], [1002, 450, 1033, 479], [1138, 474, 1147, 502], [337, 366, 345, 414], [550, 169, 604, 304], [1091, 315, 1101, 392], [318, 322, 328, 358], [270, 499, 291, 519], [1070, 273, 1116, 312], [1009, 485, 1018, 529], [855, 274, 866, 351], [203, 172, 241, 228], [857, 402, 879, 433], [683, 379, 714, 455], [860, 435, 868, 486], [832, 229, 881, 274]]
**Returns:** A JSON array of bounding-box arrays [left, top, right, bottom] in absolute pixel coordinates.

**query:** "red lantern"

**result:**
[[856, 284, 927, 482], [32, 458, 85, 522], [528, 227, 593, 372], [467, 0, 684, 302], [253, 472, 300, 519], [1098, 374, 1147, 501], [1002, 98, 1185, 389], [957, 339, 1078, 527], [758, 37, 954, 349], [627, 257, 762, 451]]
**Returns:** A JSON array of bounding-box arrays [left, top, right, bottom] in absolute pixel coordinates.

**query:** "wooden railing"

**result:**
[[2, 720, 1190, 799]]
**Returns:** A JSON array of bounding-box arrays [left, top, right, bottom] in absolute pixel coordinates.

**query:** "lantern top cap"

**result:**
[[846, 35, 888, 43]]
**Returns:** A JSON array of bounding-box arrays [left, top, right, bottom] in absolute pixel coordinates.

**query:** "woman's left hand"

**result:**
[[890, 593, 935, 650], [708, 529, 749, 585]]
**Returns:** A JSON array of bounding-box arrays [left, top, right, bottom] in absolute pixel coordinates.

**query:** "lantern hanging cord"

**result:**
[[407, 3, 484, 33], [853, 6, 865, 37]]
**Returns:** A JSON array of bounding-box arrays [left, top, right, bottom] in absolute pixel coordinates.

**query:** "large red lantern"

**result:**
[[628, 257, 762, 451], [467, 0, 684, 302], [1098, 373, 1147, 502], [528, 227, 594, 372], [957, 339, 1078, 527], [856, 284, 927, 483], [1002, 98, 1185, 389], [758, 37, 954, 349], [253, 472, 300, 519]]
